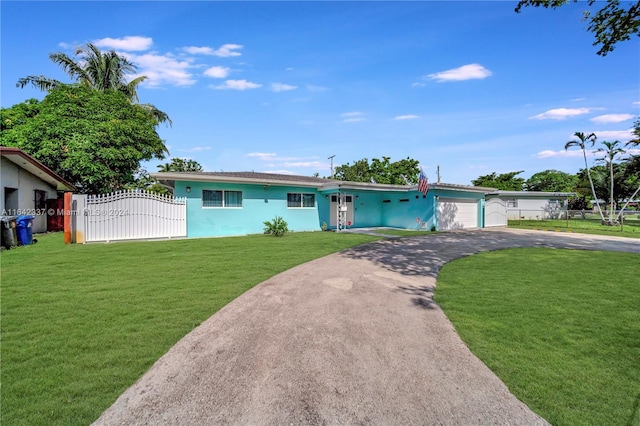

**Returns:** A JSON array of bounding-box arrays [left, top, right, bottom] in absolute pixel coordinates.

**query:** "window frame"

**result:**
[[202, 189, 243, 208], [287, 192, 316, 208]]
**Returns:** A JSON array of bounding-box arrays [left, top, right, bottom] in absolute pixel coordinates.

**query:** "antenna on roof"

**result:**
[[328, 155, 336, 178], [437, 165, 441, 183]]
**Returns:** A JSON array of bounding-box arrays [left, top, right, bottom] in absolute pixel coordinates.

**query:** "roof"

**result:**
[[1, 147, 76, 191], [486, 190, 575, 198], [151, 171, 492, 193]]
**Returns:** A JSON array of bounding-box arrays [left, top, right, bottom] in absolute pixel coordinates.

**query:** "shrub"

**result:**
[[263, 216, 289, 237]]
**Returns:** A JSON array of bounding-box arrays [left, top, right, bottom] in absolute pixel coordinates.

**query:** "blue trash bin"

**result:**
[[16, 215, 35, 245]]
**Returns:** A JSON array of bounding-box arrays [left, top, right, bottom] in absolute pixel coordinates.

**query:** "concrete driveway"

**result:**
[[94, 228, 639, 425]]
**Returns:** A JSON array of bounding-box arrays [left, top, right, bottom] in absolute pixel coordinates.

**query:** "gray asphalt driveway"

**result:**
[[94, 228, 639, 425]]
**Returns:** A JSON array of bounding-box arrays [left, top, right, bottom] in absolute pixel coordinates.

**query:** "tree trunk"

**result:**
[[583, 150, 605, 221]]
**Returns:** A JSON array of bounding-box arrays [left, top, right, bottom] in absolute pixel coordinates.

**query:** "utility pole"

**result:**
[[328, 155, 335, 178], [437, 165, 441, 183]]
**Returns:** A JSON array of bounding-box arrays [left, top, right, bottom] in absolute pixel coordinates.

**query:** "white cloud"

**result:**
[[340, 111, 366, 123], [203, 66, 230, 78], [262, 169, 296, 175], [533, 150, 585, 159], [94, 36, 153, 51], [176, 146, 212, 152], [529, 108, 592, 120], [271, 82, 297, 92], [306, 84, 329, 92], [591, 114, 634, 124], [283, 161, 327, 168], [633, 101, 640, 107], [412, 82, 426, 88], [212, 79, 262, 90], [124, 52, 196, 87], [393, 114, 419, 120], [247, 152, 277, 159], [427, 63, 492, 82], [183, 43, 243, 57], [592, 129, 634, 141]]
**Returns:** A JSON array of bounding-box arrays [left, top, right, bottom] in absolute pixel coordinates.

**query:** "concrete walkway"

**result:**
[[94, 228, 639, 425]]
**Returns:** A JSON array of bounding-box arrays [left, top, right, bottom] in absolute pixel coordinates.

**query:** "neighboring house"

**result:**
[[1, 147, 75, 233], [151, 171, 493, 238], [485, 191, 575, 221]]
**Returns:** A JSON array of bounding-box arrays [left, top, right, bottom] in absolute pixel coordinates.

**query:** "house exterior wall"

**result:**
[[1, 157, 58, 233], [175, 181, 323, 237], [174, 179, 487, 238], [381, 191, 434, 230], [502, 197, 566, 220]]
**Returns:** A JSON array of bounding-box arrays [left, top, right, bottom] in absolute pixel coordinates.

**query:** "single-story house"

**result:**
[[1, 147, 75, 233], [152, 171, 494, 238], [485, 191, 575, 221]]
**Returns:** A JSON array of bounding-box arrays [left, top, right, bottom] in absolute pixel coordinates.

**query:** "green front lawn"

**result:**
[[0, 232, 380, 425], [509, 217, 640, 238], [435, 248, 640, 425]]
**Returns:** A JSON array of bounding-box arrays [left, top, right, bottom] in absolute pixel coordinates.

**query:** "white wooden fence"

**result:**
[[72, 190, 186, 243]]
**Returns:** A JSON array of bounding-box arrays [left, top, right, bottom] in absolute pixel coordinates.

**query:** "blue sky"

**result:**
[[2, 1, 638, 185]]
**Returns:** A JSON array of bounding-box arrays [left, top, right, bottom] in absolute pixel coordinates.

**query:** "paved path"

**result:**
[[94, 228, 639, 425]]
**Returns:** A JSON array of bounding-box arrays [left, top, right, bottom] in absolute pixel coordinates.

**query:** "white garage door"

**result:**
[[438, 198, 478, 230]]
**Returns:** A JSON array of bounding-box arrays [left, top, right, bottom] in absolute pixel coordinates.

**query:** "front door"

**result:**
[[329, 194, 354, 227]]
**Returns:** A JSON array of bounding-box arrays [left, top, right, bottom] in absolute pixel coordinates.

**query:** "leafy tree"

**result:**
[[628, 117, 640, 146], [565, 132, 605, 221], [567, 194, 590, 210], [17, 42, 171, 126], [158, 158, 203, 172], [515, 0, 640, 56], [333, 156, 420, 184], [0, 85, 168, 194], [524, 169, 578, 192], [595, 140, 626, 223], [471, 171, 525, 190]]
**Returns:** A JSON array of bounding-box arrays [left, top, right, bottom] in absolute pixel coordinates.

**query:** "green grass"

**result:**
[[509, 217, 640, 238], [435, 248, 640, 425], [0, 231, 380, 425]]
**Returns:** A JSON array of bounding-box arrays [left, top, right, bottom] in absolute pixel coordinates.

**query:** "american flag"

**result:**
[[418, 168, 429, 195]]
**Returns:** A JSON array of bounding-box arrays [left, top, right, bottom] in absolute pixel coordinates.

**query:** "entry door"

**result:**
[[329, 194, 354, 227]]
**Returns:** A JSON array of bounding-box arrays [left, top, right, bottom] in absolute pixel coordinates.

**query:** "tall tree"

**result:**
[[524, 169, 578, 192], [333, 157, 420, 185], [595, 140, 626, 223], [471, 171, 525, 190], [1, 85, 168, 194], [565, 132, 605, 221], [628, 117, 640, 146], [515, 0, 640, 56], [17, 43, 171, 125], [158, 158, 203, 173]]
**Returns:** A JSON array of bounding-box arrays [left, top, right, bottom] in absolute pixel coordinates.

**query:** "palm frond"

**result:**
[[16, 76, 62, 91]]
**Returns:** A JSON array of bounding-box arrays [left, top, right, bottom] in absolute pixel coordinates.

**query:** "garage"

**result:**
[[438, 198, 479, 230]]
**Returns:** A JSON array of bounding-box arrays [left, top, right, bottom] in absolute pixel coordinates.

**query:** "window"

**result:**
[[288, 193, 315, 208], [203, 190, 242, 208], [507, 199, 518, 208], [34, 190, 46, 210], [399, 198, 409, 203]]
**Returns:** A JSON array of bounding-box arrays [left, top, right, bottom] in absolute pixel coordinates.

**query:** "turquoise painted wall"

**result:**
[[174, 180, 485, 237], [381, 191, 435, 230], [175, 181, 323, 237]]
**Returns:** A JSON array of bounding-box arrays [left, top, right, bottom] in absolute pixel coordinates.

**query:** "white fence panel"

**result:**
[[485, 198, 507, 227], [84, 190, 186, 242]]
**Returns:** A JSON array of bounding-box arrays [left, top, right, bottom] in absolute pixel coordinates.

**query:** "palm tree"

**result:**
[[158, 158, 203, 172], [565, 132, 605, 221], [17, 43, 170, 125], [595, 140, 626, 224]]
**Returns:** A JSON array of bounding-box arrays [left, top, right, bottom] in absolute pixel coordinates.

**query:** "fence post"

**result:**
[[63, 192, 72, 244]]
